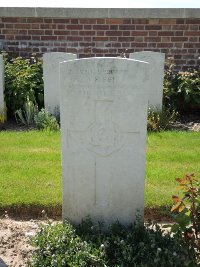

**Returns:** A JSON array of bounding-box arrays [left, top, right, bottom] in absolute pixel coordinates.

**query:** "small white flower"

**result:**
[[25, 231, 35, 237], [157, 248, 162, 252], [173, 252, 177, 256], [100, 244, 105, 249]]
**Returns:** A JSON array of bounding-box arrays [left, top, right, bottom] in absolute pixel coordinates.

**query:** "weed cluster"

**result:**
[[147, 105, 178, 131]]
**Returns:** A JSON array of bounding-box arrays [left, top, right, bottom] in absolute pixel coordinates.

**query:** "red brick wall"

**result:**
[[0, 17, 200, 70]]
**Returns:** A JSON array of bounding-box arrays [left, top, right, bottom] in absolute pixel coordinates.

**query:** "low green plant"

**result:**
[[15, 99, 38, 126], [170, 173, 200, 261], [30, 217, 197, 267], [29, 221, 104, 267], [34, 108, 59, 131], [147, 105, 178, 131]]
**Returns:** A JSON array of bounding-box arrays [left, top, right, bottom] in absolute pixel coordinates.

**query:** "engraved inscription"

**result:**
[[67, 86, 114, 100]]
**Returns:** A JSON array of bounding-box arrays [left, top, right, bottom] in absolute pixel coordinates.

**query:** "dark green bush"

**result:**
[[3, 54, 44, 117], [163, 61, 200, 113], [30, 218, 197, 267]]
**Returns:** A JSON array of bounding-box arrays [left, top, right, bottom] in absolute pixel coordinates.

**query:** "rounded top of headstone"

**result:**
[[60, 56, 149, 66], [130, 51, 165, 60], [43, 52, 77, 60]]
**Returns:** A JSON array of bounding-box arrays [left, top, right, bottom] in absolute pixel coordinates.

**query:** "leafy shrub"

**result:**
[[163, 60, 200, 113], [30, 218, 197, 267], [147, 105, 178, 131], [3, 54, 43, 117], [34, 108, 59, 131]]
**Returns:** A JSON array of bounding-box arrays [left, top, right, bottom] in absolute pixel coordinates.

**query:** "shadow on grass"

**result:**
[[0, 204, 62, 220], [0, 204, 173, 222]]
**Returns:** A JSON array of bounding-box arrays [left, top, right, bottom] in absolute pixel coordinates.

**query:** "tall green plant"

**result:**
[[3, 54, 44, 117], [15, 100, 38, 126]]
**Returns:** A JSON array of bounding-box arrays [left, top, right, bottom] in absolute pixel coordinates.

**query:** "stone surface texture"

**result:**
[[0, 7, 199, 18], [130, 51, 165, 109], [43, 52, 77, 115], [60, 57, 151, 225]]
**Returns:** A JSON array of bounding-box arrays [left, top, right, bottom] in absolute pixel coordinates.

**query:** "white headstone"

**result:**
[[0, 55, 5, 120], [60, 57, 151, 226], [130, 51, 165, 110], [43, 52, 77, 115]]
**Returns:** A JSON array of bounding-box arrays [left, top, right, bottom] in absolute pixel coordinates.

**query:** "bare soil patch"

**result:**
[[0, 218, 40, 267], [0, 215, 60, 267], [0, 120, 35, 132]]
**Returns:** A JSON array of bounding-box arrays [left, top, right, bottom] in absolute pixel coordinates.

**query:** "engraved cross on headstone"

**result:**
[[69, 99, 139, 157]]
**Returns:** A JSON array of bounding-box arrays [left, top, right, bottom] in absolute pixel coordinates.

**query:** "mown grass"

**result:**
[[146, 131, 200, 209], [0, 131, 61, 207], [0, 130, 199, 213]]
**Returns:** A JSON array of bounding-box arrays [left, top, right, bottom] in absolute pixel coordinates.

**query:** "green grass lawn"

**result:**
[[0, 131, 61, 207], [146, 131, 200, 209], [0, 130, 199, 213]]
